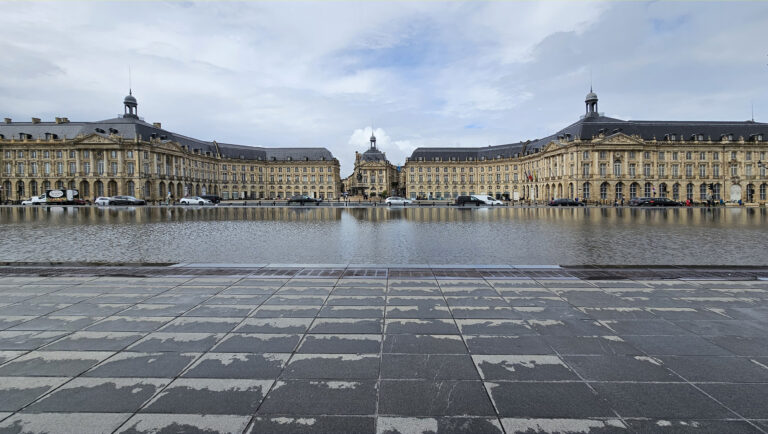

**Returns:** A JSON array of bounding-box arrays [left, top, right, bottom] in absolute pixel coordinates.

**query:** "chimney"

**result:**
[[61, 117, 69, 123], [3, 118, 10, 124], [55, 117, 62, 124], [31, 117, 41, 124], [153, 122, 161, 128]]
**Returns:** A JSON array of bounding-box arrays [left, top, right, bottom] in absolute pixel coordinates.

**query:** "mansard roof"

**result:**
[[408, 115, 768, 162], [0, 115, 336, 162]]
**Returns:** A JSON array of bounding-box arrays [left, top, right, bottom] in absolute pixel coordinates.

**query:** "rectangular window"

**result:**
[[713, 164, 720, 177], [658, 151, 665, 161], [731, 165, 738, 177], [17, 163, 24, 175], [699, 165, 706, 177], [69, 150, 76, 158], [97, 161, 104, 175], [613, 162, 621, 176], [658, 165, 665, 176], [599, 163, 607, 176], [111, 162, 118, 175], [31, 163, 38, 175], [643, 164, 651, 177], [672, 164, 679, 177], [685, 164, 693, 177], [700, 152, 706, 160], [629, 164, 636, 177], [56, 162, 63, 175], [126, 162, 134, 175], [713, 152, 719, 161], [69, 162, 76, 175]]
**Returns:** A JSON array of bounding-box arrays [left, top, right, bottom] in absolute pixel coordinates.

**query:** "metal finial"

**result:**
[[128, 66, 132, 95]]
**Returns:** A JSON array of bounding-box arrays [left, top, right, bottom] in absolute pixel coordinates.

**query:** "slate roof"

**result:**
[[360, 147, 387, 162], [409, 115, 767, 162], [0, 116, 335, 162]]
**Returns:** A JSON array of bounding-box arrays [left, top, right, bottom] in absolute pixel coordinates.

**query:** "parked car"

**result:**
[[385, 196, 412, 205], [199, 195, 222, 204], [651, 197, 682, 207], [287, 195, 322, 205], [94, 196, 112, 206], [21, 198, 35, 205], [629, 197, 680, 207], [180, 196, 212, 205], [548, 198, 586, 206], [455, 195, 485, 206], [108, 196, 147, 205]]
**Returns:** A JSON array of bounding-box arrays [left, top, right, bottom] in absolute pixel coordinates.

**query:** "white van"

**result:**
[[471, 194, 503, 206]]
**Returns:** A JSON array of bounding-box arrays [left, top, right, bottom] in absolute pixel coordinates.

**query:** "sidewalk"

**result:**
[[0, 265, 766, 433]]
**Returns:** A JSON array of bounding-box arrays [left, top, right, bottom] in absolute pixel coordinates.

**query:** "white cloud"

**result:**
[[0, 1, 766, 175]]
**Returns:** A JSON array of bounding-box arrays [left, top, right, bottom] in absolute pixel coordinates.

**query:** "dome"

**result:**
[[585, 91, 598, 102], [370, 134, 376, 142], [124, 94, 137, 105]]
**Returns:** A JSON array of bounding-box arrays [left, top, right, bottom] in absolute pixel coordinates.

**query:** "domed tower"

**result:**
[[369, 131, 377, 150], [585, 87, 598, 117], [124, 90, 138, 119]]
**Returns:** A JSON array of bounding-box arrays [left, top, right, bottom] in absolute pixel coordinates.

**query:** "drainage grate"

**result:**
[[342, 269, 388, 278]]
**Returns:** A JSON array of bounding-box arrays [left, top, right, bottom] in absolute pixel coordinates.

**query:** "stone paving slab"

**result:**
[[0, 267, 767, 433]]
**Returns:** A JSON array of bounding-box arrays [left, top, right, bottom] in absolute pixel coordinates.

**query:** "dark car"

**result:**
[[108, 195, 146, 206], [651, 197, 682, 206], [629, 197, 681, 207], [628, 197, 654, 206], [548, 198, 585, 207], [200, 195, 222, 204], [287, 195, 322, 205], [455, 195, 484, 206]]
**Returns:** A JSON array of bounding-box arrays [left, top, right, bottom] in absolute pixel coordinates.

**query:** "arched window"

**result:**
[[760, 183, 767, 201], [672, 183, 680, 201], [659, 183, 668, 198], [30, 180, 38, 196], [700, 183, 707, 200], [629, 183, 638, 199], [644, 182, 652, 197], [600, 182, 609, 200], [686, 183, 694, 201], [746, 184, 755, 202], [713, 183, 722, 200], [582, 182, 591, 199], [16, 181, 25, 199]]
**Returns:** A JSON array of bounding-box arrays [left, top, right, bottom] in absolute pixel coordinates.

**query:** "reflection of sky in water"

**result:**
[[0, 207, 766, 265]]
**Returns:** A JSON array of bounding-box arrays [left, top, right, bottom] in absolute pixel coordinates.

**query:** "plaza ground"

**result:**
[[0, 264, 767, 433]]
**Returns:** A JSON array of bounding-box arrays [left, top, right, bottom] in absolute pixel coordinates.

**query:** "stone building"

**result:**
[[403, 90, 768, 204], [0, 92, 341, 202], [342, 132, 400, 198]]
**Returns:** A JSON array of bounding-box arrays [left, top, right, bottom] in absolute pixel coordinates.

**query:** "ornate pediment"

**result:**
[[74, 133, 118, 145], [595, 132, 645, 146]]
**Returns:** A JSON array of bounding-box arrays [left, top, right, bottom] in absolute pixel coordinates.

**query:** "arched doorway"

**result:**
[[672, 183, 680, 201], [30, 180, 38, 196], [16, 181, 25, 199], [600, 182, 609, 200], [746, 184, 755, 202], [176, 183, 183, 198], [95, 180, 104, 197], [582, 182, 591, 200], [630, 182, 639, 199], [659, 183, 668, 198], [144, 181, 152, 200], [107, 180, 118, 196], [568, 183, 574, 198], [615, 182, 624, 201], [80, 181, 90, 198], [127, 181, 135, 197], [158, 182, 166, 199]]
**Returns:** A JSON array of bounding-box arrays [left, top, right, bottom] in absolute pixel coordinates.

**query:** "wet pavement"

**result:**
[[0, 265, 767, 433]]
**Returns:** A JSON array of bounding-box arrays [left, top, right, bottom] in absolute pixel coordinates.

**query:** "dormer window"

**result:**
[[697, 134, 704, 141], [108, 128, 118, 134], [150, 133, 157, 139], [670, 134, 676, 141], [95, 128, 106, 133], [728, 134, 734, 141]]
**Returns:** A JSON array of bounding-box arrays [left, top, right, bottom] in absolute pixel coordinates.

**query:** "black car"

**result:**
[[455, 195, 484, 206], [200, 195, 222, 204], [548, 198, 585, 207], [651, 197, 682, 206], [108, 195, 146, 206], [629, 197, 681, 207], [287, 195, 322, 205]]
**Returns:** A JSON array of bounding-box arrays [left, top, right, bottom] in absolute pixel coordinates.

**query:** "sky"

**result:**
[[1, 1, 767, 176]]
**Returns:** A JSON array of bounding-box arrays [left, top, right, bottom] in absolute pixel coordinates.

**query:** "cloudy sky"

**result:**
[[1, 1, 766, 175]]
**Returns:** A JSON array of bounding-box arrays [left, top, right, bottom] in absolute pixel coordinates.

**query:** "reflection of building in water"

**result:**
[[342, 131, 400, 199], [1, 92, 341, 202], [403, 90, 768, 204]]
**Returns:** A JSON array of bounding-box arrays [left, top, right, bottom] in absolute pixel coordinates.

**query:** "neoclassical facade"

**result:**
[[402, 91, 768, 204], [341, 133, 400, 198], [0, 93, 341, 202]]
